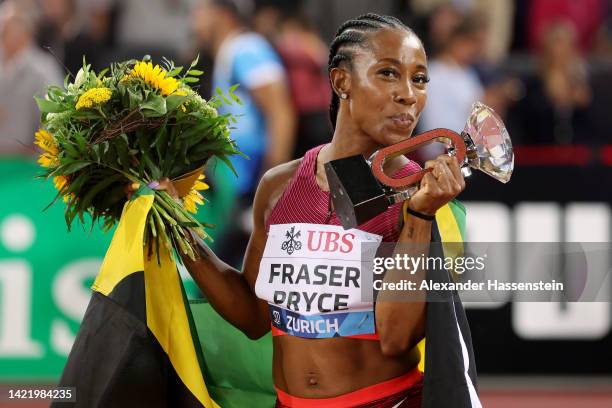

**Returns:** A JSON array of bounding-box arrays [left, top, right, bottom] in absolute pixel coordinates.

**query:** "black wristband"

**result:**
[[405, 205, 435, 221]]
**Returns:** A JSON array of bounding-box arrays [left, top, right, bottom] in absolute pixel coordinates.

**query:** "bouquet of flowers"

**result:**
[[34, 56, 242, 261]]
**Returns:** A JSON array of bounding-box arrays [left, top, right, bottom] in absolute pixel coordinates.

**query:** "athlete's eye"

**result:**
[[413, 74, 430, 84], [379, 69, 399, 79]]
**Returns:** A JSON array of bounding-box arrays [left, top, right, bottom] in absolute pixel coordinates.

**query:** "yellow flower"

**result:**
[[34, 129, 59, 167], [129, 61, 179, 96], [183, 174, 209, 214], [174, 89, 188, 112], [53, 175, 68, 190], [38, 153, 58, 168], [76, 87, 112, 110], [34, 129, 58, 155], [53, 176, 75, 203]]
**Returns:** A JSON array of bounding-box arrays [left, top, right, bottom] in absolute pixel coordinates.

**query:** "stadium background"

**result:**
[[0, 0, 611, 406]]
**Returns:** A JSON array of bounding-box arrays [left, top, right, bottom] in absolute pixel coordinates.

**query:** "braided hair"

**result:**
[[327, 13, 415, 129]]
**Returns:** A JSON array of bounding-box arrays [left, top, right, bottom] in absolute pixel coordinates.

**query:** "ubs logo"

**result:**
[[272, 310, 281, 325], [281, 226, 302, 255]]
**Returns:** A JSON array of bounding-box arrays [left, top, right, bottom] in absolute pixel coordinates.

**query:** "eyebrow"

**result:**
[[378, 58, 428, 71]]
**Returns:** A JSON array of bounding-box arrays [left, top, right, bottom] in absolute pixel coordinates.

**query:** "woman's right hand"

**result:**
[[407, 155, 465, 216]]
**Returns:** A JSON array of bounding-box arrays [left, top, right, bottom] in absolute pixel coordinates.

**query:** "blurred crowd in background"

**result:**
[[1, 0, 612, 264]]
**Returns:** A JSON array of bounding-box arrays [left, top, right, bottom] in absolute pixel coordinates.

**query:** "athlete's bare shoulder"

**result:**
[[262, 159, 302, 190], [253, 158, 303, 227]]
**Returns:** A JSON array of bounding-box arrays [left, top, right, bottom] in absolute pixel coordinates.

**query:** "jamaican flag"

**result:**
[[53, 191, 480, 407], [414, 199, 482, 408], [52, 187, 218, 408]]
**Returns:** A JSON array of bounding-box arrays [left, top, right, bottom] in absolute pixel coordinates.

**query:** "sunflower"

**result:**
[[53, 175, 68, 190], [53, 175, 75, 203], [183, 174, 209, 214], [34, 129, 59, 167], [53, 176, 76, 203], [128, 61, 179, 96], [75, 87, 112, 110]]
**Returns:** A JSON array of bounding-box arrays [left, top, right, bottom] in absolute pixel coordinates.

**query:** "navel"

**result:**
[[306, 371, 319, 387]]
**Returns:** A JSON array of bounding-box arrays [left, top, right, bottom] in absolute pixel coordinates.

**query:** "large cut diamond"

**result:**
[[463, 101, 514, 183]]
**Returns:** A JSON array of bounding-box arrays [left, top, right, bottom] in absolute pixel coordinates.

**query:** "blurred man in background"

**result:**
[[253, 1, 332, 158], [419, 12, 487, 133], [191, 0, 295, 267], [0, 0, 63, 155]]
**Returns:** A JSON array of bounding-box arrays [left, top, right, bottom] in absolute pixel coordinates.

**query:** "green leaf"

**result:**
[[61, 142, 80, 159], [166, 94, 187, 112], [65, 172, 89, 195], [64, 205, 76, 230], [47, 86, 65, 101], [183, 77, 199, 83], [57, 161, 91, 175], [143, 154, 162, 180], [91, 144, 100, 163], [73, 132, 88, 154], [72, 110, 102, 120], [141, 95, 167, 116], [78, 174, 123, 212], [185, 54, 200, 74], [179, 120, 211, 141], [229, 92, 241, 104], [102, 143, 119, 169], [154, 126, 169, 162], [35, 97, 65, 113], [128, 88, 143, 110], [115, 133, 130, 168], [187, 69, 204, 76], [168, 66, 184, 77]]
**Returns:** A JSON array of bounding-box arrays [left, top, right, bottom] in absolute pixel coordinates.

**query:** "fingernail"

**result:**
[[148, 181, 160, 189]]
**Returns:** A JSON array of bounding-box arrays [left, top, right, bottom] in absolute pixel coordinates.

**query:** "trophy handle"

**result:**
[[370, 128, 466, 189]]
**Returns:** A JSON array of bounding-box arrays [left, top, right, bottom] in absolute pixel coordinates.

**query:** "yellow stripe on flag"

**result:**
[[92, 193, 154, 295], [436, 204, 463, 249], [92, 190, 218, 408], [145, 244, 219, 408], [435, 203, 464, 258], [403, 203, 465, 374]]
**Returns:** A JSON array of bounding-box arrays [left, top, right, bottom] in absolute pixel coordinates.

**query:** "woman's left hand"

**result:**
[[125, 178, 179, 201], [408, 155, 466, 216]]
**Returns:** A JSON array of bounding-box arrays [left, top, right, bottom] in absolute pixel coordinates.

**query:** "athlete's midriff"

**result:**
[[272, 335, 421, 398], [262, 144, 423, 398]]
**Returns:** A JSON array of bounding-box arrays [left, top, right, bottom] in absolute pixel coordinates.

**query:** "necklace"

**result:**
[[324, 193, 333, 224], [317, 145, 334, 224]]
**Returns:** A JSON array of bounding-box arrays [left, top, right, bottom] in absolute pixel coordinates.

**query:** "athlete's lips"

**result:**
[[388, 113, 415, 130]]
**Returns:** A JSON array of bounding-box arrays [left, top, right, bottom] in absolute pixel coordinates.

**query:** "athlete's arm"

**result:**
[[180, 172, 274, 339], [375, 155, 465, 356], [181, 161, 299, 339]]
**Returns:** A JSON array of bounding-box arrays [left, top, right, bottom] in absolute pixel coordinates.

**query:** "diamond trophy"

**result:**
[[325, 102, 514, 229]]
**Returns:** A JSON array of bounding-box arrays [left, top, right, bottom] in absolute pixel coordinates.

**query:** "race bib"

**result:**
[[256, 223, 382, 338]]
